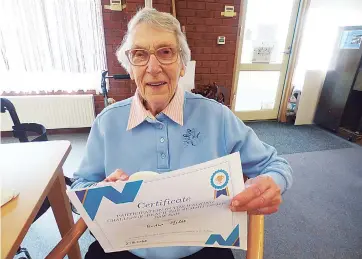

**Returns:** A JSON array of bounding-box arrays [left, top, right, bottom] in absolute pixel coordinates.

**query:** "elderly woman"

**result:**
[[72, 7, 292, 259]]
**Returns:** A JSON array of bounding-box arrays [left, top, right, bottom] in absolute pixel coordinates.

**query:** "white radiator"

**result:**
[[1, 95, 96, 131]]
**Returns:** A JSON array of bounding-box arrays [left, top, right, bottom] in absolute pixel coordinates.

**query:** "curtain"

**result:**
[[0, 0, 107, 93]]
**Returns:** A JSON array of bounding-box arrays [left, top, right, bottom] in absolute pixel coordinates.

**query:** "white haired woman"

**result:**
[[72, 7, 293, 259]]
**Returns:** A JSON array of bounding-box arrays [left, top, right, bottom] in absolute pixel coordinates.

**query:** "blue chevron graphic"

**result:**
[[75, 180, 143, 220], [205, 225, 240, 247]]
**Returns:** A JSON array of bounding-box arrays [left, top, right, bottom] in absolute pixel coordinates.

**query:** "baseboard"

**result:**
[[338, 127, 362, 146]]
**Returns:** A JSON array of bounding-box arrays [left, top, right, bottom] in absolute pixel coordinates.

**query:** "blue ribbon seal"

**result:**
[[210, 169, 230, 199]]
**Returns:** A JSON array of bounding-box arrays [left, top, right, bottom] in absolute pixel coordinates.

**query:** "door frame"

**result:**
[[230, 0, 305, 121], [278, 0, 311, 122]]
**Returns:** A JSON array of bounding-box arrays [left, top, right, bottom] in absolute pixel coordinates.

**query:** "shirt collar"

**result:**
[[127, 86, 184, 130]]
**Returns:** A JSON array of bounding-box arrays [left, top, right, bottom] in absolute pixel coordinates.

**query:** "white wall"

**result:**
[[293, 0, 362, 91], [311, 0, 362, 15], [295, 70, 326, 125], [291, 0, 362, 125]]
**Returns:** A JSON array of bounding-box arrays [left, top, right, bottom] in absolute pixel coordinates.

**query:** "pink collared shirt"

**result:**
[[126, 86, 184, 130]]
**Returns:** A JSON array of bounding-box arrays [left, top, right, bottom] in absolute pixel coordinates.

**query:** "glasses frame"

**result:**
[[125, 47, 181, 66]]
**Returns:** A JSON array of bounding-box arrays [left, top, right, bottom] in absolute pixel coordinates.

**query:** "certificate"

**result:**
[[67, 152, 247, 252]]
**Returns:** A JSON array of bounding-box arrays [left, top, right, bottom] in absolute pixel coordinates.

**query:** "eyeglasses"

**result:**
[[125, 47, 180, 66]]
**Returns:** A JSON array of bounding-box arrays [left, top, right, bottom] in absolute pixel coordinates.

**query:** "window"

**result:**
[[0, 0, 107, 93]]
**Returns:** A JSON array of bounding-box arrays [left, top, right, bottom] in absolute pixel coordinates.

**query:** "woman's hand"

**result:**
[[104, 169, 129, 182], [96, 169, 129, 186], [230, 175, 282, 215]]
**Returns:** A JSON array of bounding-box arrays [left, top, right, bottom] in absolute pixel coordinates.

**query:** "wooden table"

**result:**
[[0, 141, 81, 259]]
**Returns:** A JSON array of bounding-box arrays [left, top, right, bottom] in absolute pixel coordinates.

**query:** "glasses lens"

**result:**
[[129, 49, 149, 65], [156, 47, 177, 63]]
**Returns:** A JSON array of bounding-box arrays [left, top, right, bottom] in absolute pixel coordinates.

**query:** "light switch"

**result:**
[[221, 5, 237, 17], [217, 36, 226, 45], [104, 0, 126, 11]]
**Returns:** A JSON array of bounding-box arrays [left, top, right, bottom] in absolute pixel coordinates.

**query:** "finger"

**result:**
[[231, 177, 272, 207], [106, 169, 129, 182], [103, 177, 111, 182], [271, 194, 282, 206], [249, 205, 279, 215], [235, 186, 282, 211], [107, 174, 129, 182], [230, 186, 262, 207]]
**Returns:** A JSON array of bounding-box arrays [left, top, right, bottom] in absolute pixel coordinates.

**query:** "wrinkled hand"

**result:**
[[230, 175, 282, 215], [97, 169, 129, 186]]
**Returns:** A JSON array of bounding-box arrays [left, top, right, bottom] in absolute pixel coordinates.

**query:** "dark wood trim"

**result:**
[[338, 127, 362, 145]]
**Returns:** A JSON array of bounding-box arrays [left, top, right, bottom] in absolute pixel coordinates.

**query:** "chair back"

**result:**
[[1, 98, 48, 142], [1, 97, 21, 125]]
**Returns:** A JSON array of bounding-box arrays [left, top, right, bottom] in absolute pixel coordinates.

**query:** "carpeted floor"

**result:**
[[260, 147, 362, 259], [245, 121, 354, 155], [3, 122, 362, 259]]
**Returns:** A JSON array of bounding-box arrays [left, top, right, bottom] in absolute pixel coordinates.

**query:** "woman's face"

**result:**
[[128, 23, 185, 114]]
